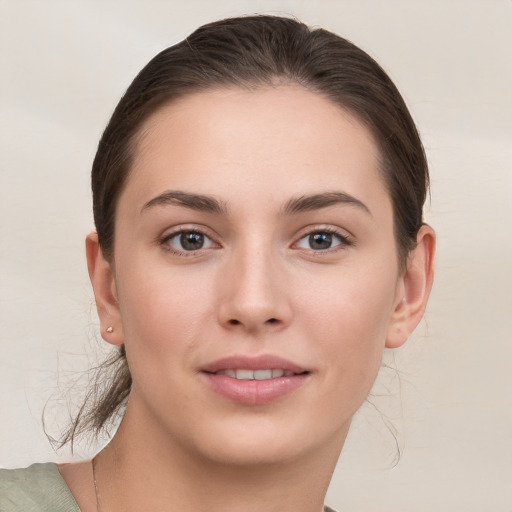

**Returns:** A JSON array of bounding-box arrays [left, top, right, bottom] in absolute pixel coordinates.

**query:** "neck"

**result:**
[[94, 404, 347, 512]]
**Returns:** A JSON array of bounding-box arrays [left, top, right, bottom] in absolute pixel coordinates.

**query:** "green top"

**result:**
[[0, 463, 338, 511], [0, 463, 80, 511]]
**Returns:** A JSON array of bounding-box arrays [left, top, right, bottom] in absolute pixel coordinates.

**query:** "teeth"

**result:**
[[216, 369, 293, 380], [236, 369, 254, 380], [217, 369, 236, 378], [254, 369, 272, 380]]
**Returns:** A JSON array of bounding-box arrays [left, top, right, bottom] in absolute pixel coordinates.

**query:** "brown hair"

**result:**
[[63, 14, 429, 446]]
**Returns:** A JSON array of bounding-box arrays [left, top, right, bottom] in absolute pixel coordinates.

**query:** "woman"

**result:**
[[0, 15, 435, 512]]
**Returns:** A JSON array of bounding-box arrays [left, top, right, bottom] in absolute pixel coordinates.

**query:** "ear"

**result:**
[[386, 224, 436, 348], [86, 232, 124, 345]]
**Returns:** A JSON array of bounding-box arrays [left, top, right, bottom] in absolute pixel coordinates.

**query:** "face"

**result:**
[[105, 86, 408, 466]]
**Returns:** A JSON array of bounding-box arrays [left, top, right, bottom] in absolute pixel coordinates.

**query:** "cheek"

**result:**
[[295, 263, 398, 399], [114, 265, 218, 422], [298, 259, 397, 337], [115, 261, 215, 362]]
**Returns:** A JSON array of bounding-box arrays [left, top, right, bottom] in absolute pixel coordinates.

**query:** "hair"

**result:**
[[62, 14, 429, 447]]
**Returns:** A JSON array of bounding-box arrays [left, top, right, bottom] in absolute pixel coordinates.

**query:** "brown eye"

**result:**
[[180, 232, 205, 250], [296, 231, 348, 251], [309, 232, 333, 250], [164, 230, 215, 252]]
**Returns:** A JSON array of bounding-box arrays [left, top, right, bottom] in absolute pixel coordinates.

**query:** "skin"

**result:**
[[61, 85, 435, 512]]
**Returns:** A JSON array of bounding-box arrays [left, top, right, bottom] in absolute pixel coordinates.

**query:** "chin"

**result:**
[[183, 415, 348, 469], [197, 437, 304, 468]]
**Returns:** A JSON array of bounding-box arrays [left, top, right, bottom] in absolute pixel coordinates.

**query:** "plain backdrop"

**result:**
[[1, 1, 511, 511]]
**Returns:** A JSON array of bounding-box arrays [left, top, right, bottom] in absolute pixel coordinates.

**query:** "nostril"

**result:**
[[227, 318, 278, 326]]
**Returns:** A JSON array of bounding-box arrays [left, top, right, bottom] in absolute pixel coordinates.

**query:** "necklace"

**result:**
[[92, 456, 102, 512]]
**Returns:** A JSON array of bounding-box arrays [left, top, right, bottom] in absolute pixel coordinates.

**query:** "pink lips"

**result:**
[[201, 355, 310, 405]]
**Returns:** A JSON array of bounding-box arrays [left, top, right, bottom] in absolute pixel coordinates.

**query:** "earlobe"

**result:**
[[386, 224, 436, 348], [85, 232, 124, 346]]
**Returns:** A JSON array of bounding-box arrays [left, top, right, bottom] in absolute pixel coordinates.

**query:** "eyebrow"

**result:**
[[141, 190, 370, 217], [282, 192, 371, 216], [141, 190, 227, 215]]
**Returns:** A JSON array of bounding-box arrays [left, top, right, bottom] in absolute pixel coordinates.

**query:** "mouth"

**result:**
[[208, 368, 299, 380], [201, 355, 310, 405]]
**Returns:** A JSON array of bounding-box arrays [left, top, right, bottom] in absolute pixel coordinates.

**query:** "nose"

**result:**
[[217, 245, 293, 334]]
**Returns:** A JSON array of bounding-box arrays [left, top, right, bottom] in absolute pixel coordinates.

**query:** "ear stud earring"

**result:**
[[106, 326, 114, 333]]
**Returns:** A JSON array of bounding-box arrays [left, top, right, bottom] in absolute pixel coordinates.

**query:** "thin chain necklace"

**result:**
[[92, 456, 103, 512]]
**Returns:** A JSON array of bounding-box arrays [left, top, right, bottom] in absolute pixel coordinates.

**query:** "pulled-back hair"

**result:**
[[63, 14, 429, 446]]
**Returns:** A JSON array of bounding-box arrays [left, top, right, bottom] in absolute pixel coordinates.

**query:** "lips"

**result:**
[[201, 355, 310, 405], [201, 354, 307, 374], [215, 368, 295, 379]]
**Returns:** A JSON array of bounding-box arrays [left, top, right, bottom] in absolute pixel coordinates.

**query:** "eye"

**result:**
[[295, 230, 350, 251], [163, 230, 217, 253]]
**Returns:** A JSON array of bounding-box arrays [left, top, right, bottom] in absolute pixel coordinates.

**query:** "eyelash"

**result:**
[[293, 227, 353, 253], [160, 227, 219, 257], [159, 226, 353, 257]]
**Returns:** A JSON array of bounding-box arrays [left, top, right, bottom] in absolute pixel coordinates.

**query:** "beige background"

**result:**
[[1, 1, 511, 510]]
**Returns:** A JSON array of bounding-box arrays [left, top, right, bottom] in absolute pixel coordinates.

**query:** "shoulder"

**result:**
[[0, 463, 80, 512]]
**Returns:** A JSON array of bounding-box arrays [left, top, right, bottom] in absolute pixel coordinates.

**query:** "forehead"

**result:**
[[125, 85, 388, 210]]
